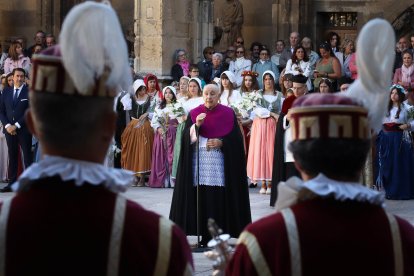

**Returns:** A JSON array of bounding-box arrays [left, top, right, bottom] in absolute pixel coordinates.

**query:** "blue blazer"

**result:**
[[0, 85, 30, 134]]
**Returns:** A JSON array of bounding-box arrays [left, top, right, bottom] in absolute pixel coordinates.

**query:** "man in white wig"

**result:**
[[0, 2, 193, 275], [226, 19, 414, 275]]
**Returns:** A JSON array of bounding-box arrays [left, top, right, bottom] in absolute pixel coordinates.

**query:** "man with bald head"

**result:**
[[279, 31, 300, 70], [394, 35, 409, 72]]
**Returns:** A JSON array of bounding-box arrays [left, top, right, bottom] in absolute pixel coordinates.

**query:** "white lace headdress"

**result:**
[[346, 19, 396, 132], [59, 1, 132, 96]]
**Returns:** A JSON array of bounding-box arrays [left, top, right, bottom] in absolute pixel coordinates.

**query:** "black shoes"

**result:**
[[249, 183, 257, 188]]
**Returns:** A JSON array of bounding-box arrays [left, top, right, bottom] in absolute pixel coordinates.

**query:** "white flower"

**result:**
[[171, 102, 185, 118], [407, 106, 414, 121], [112, 145, 121, 156]]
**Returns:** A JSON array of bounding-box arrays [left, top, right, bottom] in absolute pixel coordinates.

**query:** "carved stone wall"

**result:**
[[1, 0, 414, 78], [389, 4, 414, 38], [0, 0, 38, 48], [133, 0, 198, 79]]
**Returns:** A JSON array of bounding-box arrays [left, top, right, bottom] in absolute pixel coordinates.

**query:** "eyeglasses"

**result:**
[[236, 41, 244, 44], [236, 51, 244, 54], [227, 49, 235, 52]]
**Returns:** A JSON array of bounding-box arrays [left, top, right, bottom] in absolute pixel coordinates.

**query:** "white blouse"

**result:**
[[150, 106, 175, 130], [382, 105, 414, 130], [220, 89, 242, 106], [183, 97, 204, 113], [285, 59, 312, 90]]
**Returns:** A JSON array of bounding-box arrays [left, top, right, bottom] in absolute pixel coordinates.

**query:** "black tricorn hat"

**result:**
[[291, 74, 308, 84]]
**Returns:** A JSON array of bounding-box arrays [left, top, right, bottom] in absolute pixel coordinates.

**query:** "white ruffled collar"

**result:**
[[12, 155, 134, 193], [275, 174, 384, 211]]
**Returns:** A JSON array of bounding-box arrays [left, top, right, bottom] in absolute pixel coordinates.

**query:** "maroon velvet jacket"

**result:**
[[227, 198, 414, 276], [0, 177, 193, 275]]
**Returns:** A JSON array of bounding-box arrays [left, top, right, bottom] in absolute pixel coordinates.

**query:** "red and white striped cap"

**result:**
[[289, 93, 369, 140]]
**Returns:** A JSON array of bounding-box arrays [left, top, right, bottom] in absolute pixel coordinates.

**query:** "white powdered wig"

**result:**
[[346, 18, 395, 132], [59, 1, 131, 95]]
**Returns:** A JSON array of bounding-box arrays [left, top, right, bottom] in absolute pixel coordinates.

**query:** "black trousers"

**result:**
[[5, 130, 32, 183]]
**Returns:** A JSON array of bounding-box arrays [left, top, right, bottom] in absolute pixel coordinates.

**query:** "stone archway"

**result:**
[[390, 4, 414, 38]]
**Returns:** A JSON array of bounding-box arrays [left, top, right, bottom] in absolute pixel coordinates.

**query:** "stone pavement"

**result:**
[[0, 183, 413, 275]]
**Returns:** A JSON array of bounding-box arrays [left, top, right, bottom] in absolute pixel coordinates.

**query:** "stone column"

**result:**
[[271, 0, 291, 43], [134, 0, 164, 76], [134, 0, 202, 82], [272, 0, 306, 43], [133, 0, 142, 74], [193, 0, 214, 62]]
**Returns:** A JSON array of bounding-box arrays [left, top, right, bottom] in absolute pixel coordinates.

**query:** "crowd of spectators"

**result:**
[[2, 28, 414, 198]]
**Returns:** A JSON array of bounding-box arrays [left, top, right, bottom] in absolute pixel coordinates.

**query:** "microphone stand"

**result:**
[[192, 124, 209, 252]]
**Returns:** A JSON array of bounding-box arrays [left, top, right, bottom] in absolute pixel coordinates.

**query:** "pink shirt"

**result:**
[[348, 53, 358, 80], [3, 55, 31, 75]]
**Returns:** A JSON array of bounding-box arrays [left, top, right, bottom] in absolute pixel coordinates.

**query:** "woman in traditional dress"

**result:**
[[247, 70, 283, 193], [376, 85, 414, 199], [121, 79, 154, 186], [171, 78, 204, 181], [149, 86, 179, 188], [177, 76, 190, 101], [239, 71, 259, 95], [144, 73, 162, 112], [219, 71, 242, 106], [280, 72, 294, 97], [169, 84, 251, 247], [318, 78, 335, 93], [239, 71, 259, 162]]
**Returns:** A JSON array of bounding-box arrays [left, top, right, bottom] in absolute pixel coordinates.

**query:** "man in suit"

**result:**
[[0, 67, 32, 191], [0, 3, 193, 275], [279, 31, 300, 71]]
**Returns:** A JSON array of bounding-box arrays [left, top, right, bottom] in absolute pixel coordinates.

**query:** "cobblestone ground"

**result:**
[[0, 183, 413, 275]]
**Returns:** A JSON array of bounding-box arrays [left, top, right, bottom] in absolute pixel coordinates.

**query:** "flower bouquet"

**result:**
[[407, 106, 414, 121], [231, 91, 263, 118], [403, 106, 414, 145], [168, 101, 186, 123]]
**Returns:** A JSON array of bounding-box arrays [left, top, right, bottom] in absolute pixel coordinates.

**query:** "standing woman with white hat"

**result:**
[[219, 71, 242, 106], [121, 79, 154, 186], [171, 77, 204, 181], [247, 70, 283, 194], [149, 86, 179, 188]]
